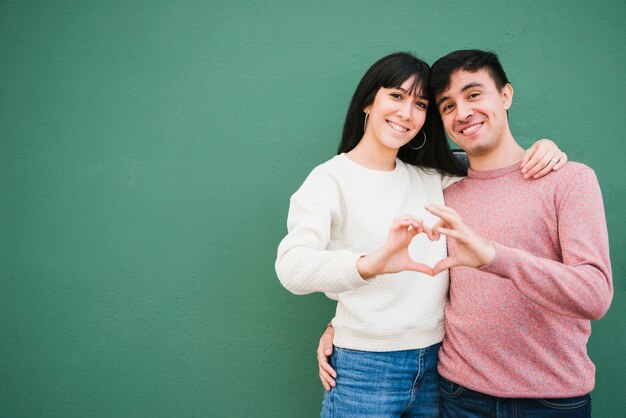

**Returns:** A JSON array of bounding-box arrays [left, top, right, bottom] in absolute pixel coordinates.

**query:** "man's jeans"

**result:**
[[439, 376, 591, 418], [321, 343, 441, 417]]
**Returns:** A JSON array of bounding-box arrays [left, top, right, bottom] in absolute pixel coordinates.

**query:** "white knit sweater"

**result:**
[[276, 154, 459, 351]]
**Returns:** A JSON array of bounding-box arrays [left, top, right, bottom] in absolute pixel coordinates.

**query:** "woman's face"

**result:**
[[362, 76, 429, 152]]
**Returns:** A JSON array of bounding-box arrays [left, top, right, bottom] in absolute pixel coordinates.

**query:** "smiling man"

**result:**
[[426, 49, 613, 418]]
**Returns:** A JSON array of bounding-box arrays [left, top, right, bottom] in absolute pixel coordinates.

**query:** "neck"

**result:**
[[346, 136, 398, 171], [467, 132, 525, 171]]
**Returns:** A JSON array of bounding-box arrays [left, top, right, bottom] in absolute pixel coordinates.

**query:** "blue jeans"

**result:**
[[321, 343, 441, 417], [439, 376, 591, 418]]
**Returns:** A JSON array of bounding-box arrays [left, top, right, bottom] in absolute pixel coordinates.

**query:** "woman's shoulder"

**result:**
[[402, 161, 452, 185], [301, 155, 347, 185], [294, 155, 347, 196]]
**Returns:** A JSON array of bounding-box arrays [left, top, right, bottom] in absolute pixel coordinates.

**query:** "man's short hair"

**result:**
[[431, 50, 510, 98]]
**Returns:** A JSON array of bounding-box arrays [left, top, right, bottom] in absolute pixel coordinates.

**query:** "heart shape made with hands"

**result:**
[[404, 222, 447, 277], [401, 204, 496, 276], [375, 205, 494, 279], [376, 217, 448, 278]]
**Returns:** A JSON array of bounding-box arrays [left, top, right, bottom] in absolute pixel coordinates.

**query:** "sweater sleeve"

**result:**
[[480, 168, 613, 320], [275, 169, 369, 295]]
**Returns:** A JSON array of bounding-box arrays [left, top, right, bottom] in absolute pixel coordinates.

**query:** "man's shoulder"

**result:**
[[554, 161, 594, 177], [544, 161, 597, 190], [443, 161, 596, 196], [442, 173, 469, 194]]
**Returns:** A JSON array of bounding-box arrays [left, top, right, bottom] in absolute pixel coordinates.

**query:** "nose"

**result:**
[[397, 100, 413, 120], [455, 101, 473, 121]]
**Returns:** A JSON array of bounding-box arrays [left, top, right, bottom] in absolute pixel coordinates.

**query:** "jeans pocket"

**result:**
[[439, 376, 465, 398], [536, 394, 590, 410]]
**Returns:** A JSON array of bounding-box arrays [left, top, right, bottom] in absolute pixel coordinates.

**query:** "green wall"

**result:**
[[2, 1, 624, 416]]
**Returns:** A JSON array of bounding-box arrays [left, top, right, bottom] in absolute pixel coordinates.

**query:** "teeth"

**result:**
[[462, 123, 481, 135], [388, 121, 409, 132]]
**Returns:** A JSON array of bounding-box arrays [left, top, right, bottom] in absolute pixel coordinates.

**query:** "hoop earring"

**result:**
[[408, 130, 427, 150], [363, 113, 369, 132]]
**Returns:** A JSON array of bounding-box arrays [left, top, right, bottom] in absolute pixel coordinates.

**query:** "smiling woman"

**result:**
[[356, 77, 429, 168], [274, 52, 566, 417]]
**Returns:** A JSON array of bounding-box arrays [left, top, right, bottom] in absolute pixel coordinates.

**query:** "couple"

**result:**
[[276, 50, 612, 417]]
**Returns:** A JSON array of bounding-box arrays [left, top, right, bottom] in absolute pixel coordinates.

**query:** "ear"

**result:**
[[363, 106, 370, 114], [502, 83, 514, 110]]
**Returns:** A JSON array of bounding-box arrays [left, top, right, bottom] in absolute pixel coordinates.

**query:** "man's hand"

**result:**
[[317, 325, 336, 391], [357, 216, 434, 278], [521, 139, 567, 179], [425, 205, 496, 275]]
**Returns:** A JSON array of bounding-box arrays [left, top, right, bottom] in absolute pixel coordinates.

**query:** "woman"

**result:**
[[275, 53, 565, 417]]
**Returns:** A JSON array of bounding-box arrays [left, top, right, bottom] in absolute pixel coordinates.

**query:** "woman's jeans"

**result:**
[[321, 343, 441, 417], [439, 376, 591, 418]]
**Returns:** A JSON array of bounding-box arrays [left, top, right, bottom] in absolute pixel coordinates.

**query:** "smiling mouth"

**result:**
[[461, 122, 482, 135], [387, 120, 410, 133]]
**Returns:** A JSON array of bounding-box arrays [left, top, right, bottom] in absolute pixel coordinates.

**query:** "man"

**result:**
[[319, 50, 613, 417]]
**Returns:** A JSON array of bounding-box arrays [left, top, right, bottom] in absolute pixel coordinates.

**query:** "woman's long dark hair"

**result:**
[[337, 52, 467, 177]]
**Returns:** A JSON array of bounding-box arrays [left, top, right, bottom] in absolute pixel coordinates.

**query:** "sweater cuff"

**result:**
[[478, 241, 515, 279], [344, 252, 372, 289]]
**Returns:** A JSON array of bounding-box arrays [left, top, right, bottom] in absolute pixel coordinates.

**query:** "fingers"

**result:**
[[421, 224, 434, 239], [433, 257, 460, 275], [425, 205, 461, 228], [317, 326, 337, 390], [521, 142, 548, 177], [428, 220, 445, 241], [319, 354, 337, 379], [406, 261, 434, 276], [317, 347, 337, 390], [433, 226, 463, 240], [553, 152, 567, 171], [529, 158, 558, 179], [425, 205, 463, 241], [521, 139, 567, 178], [525, 151, 567, 178], [319, 367, 336, 391], [520, 139, 540, 167]]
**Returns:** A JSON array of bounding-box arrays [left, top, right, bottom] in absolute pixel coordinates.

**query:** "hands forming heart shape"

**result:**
[[357, 205, 496, 278]]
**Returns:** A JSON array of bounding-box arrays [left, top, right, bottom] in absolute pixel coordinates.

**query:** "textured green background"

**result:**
[[1, 1, 624, 417]]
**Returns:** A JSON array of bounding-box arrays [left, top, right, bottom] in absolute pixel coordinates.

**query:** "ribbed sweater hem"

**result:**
[[438, 370, 593, 398], [334, 326, 445, 352]]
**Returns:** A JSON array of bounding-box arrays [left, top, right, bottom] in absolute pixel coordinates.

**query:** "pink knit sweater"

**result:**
[[439, 161, 613, 398]]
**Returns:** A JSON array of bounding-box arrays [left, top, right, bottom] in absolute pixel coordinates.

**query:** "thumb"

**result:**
[[406, 261, 435, 276], [433, 257, 460, 276]]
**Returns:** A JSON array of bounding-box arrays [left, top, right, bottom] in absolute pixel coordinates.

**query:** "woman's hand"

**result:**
[[317, 324, 337, 391], [357, 216, 434, 278], [521, 139, 567, 179], [425, 205, 495, 275]]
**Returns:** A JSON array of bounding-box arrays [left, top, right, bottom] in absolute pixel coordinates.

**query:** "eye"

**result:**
[[390, 92, 403, 99], [415, 101, 428, 109], [468, 92, 480, 99], [441, 103, 454, 113]]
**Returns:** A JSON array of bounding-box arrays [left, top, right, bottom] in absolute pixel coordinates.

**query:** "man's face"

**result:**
[[435, 69, 513, 157]]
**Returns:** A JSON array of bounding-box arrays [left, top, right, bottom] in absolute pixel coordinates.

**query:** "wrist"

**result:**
[[480, 240, 496, 266], [356, 255, 377, 279]]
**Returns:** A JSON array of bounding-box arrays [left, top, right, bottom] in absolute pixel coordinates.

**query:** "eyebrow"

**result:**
[[436, 82, 485, 106], [394, 86, 429, 100]]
